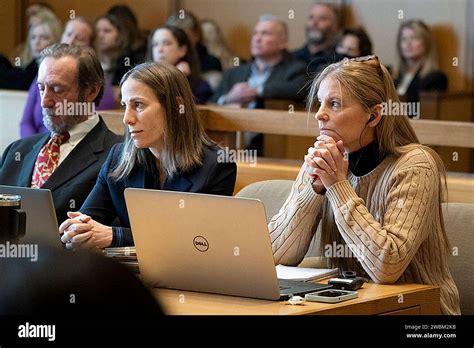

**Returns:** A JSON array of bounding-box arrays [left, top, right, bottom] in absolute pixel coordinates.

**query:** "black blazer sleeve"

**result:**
[[420, 71, 448, 92], [262, 59, 308, 101], [205, 161, 237, 196], [210, 67, 244, 103], [0, 142, 14, 172], [80, 143, 122, 225], [79, 143, 134, 247], [396, 69, 448, 103]]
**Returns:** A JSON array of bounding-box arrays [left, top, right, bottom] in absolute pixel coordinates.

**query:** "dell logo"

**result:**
[[193, 236, 209, 252]]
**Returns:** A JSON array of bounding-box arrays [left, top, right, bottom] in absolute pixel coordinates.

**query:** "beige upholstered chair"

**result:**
[[442, 202, 474, 314], [236, 180, 474, 314], [236, 180, 293, 222]]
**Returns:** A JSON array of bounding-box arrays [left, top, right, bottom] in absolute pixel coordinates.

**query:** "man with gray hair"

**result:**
[[292, 2, 341, 73], [20, 17, 116, 137], [212, 15, 306, 106], [0, 43, 121, 223], [211, 15, 307, 154]]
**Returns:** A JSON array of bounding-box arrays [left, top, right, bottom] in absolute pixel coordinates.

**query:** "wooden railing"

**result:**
[[100, 106, 474, 203], [102, 106, 474, 148], [200, 105, 474, 148]]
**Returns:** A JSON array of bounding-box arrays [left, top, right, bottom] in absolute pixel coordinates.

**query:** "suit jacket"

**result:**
[[0, 117, 122, 223], [291, 45, 343, 75], [395, 68, 448, 104], [80, 143, 237, 247], [211, 52, 308, 103]]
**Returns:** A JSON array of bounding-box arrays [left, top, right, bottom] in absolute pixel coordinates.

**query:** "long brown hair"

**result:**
[[307, 57, 449, 271], [110, 62, 214, 181]]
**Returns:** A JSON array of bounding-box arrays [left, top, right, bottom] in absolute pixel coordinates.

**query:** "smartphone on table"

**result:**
[[304, 289, 358, 303]]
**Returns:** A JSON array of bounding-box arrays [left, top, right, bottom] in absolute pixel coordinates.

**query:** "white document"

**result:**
[[276, 265, 339, 282]]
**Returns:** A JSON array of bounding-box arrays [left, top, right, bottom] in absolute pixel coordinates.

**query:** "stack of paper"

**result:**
[[103, 247, 139, 273], [276, 265, 339, 282]]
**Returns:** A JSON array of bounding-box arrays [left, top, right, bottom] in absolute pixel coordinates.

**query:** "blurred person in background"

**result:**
[[0, 14, 62, 90], [147, 25, 212, 104], [292, 2, 340, 74], [211, 15, 307, 155], [107, 4, 147, 59], [394, 19, 447, 106], [336, 27, 373, 58], [166, 10, 222, 90], [200, 19, 244, 90], [95, 13, 143, 86]]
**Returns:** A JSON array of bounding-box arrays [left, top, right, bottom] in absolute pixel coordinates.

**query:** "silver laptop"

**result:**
[[125, 189, 331, 300], [0, 185, 62, 248]]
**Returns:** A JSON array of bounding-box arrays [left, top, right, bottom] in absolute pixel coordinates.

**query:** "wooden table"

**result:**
[[153, 283, 440, 315]]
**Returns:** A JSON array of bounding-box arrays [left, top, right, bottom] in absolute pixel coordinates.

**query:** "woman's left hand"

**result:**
[[307, 135, 349, 188]]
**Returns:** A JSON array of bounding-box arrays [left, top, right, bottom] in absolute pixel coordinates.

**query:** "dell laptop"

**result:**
[[125, 189, 331, 300]]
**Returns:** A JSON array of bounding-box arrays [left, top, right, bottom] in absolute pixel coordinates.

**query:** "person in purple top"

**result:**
[[20, 17, 117, 137], [147, 25, 212, 104]]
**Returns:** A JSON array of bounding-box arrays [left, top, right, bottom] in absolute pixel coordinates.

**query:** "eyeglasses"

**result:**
[[344, 55, 384, 80]]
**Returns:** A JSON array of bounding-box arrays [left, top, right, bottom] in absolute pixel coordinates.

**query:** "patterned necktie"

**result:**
[[31, 132, 70, 188]]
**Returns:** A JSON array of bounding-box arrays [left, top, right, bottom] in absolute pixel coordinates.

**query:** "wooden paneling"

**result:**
[[0, 0, 21, 57], [31, 0, 172, 32]]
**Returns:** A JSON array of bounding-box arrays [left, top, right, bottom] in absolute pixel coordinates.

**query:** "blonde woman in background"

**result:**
[[17, 7, 62, 68], [269, 55, 460, 315], [394, 19, 447, 106], [200, 19, 247, 91], [0, 14, 62, 90], [201, 19, 238, 70]]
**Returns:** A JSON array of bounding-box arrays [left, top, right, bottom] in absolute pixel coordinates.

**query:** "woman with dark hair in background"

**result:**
[[336, 27, 373, 58], [59, 62, 236, 249], [166, 10, 222, 73], [394, 19, 447, 105], [148, 25, 212, 104], [95, 13, 144, 85], [106, 4, 147, 67]]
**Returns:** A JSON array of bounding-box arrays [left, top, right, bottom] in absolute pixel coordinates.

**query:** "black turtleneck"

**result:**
[[348, 141, 385, 177]]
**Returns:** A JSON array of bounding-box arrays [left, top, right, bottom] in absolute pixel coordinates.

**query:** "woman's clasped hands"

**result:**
[[304, 134, 349, 193]]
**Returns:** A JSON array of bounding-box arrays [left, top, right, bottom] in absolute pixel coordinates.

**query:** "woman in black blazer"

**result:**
[[394, 19, 447, 111], [59, 62, 237, 248]]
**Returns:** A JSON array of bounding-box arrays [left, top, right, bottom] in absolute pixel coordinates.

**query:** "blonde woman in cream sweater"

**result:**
[[269, 56, 460, 315]]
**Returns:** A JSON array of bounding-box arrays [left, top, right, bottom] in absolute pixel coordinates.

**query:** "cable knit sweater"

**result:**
[[269, 146, 461, 315]]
